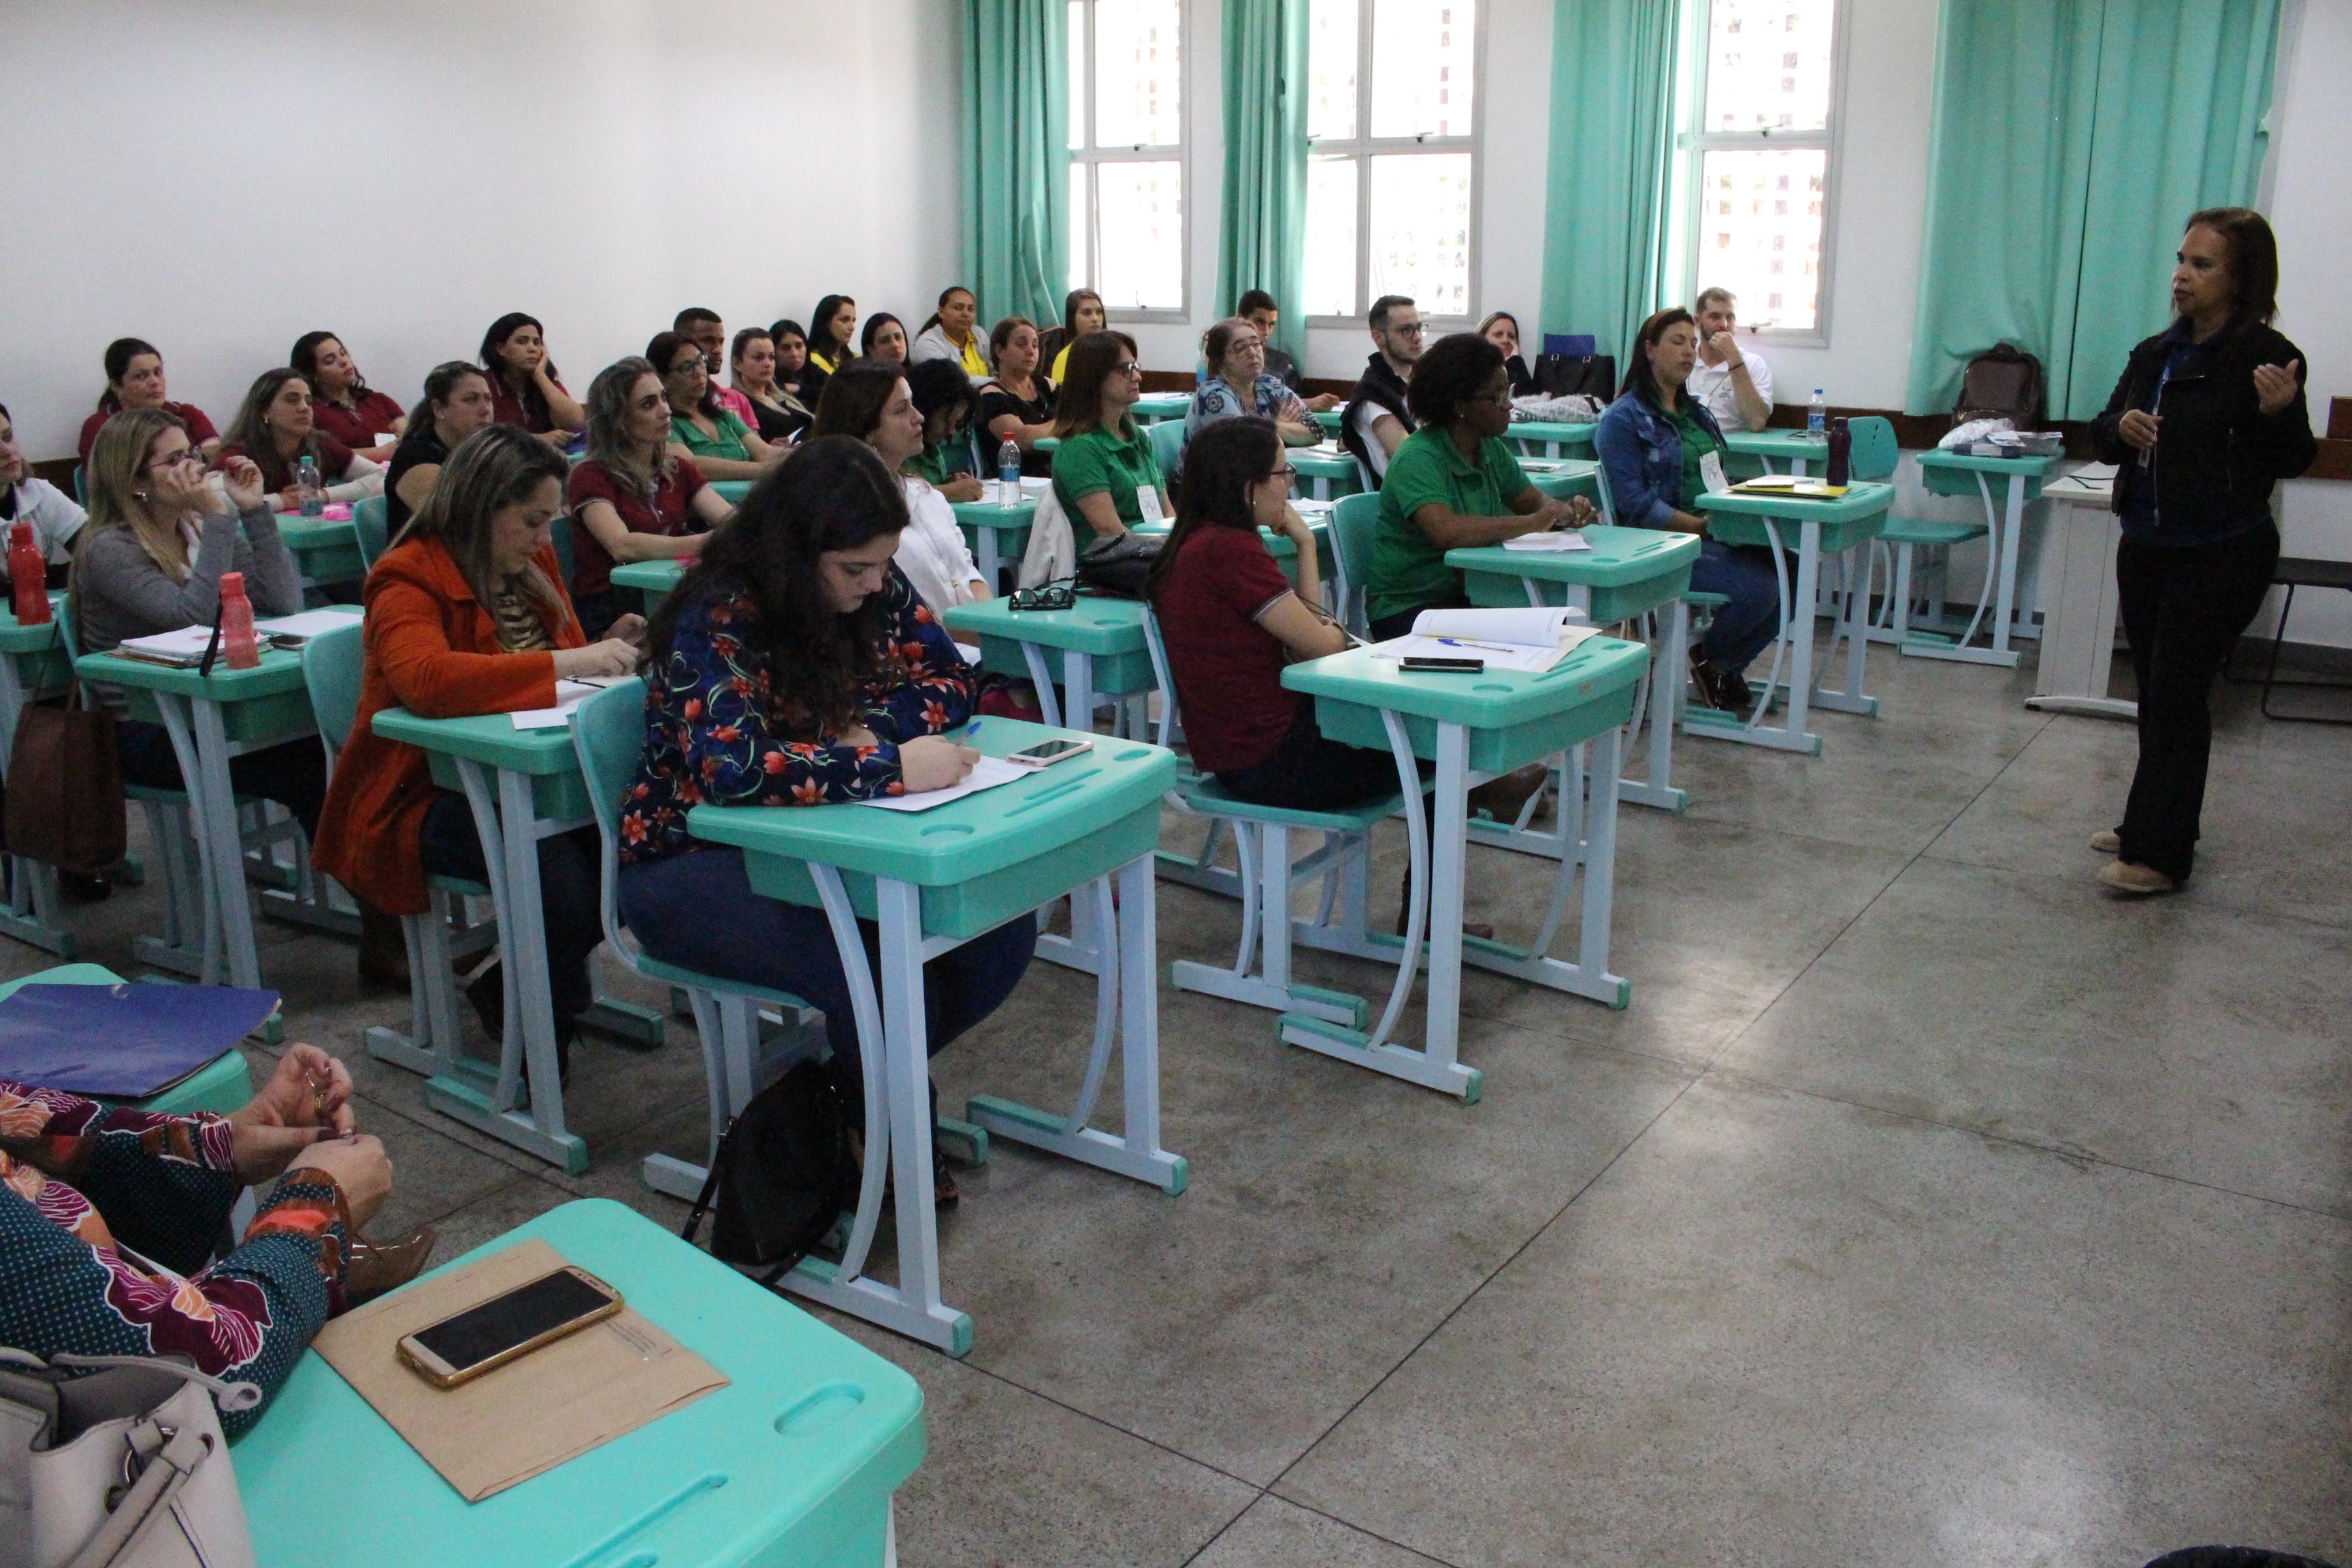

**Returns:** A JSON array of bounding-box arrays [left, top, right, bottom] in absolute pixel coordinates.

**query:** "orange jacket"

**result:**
[[312, 536, 585, 915]]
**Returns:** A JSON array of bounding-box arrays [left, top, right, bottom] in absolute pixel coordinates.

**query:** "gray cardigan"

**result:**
[[74, 506, 301, 706]]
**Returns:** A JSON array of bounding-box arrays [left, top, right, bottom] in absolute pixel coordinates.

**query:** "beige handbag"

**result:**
[[0, 1349, 259, 1568]]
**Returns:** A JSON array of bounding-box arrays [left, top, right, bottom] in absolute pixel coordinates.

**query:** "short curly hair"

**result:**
[[1405, 333, 1508, 429]]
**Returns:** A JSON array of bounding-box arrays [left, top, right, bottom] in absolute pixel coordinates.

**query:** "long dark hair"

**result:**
[[646, 330, 721, 420], [1619, 308, 1697, 414], [97, 337, 161, 415], [859, 312, 906, 359], [808, 295, 857, 364], [917, 286, 976, 338], [220, 368, 326, 493], [644, 437, 911, 731], [2185, 206, 2281, 329], [289, 331, 364, 399], [395, 425, 572, 622], [1143, 416, 1279, 604], [411, 361, 491, 434], [479, 312, 557, 425], [811, 364, 902, 443], [1051, 330, 1140, 439]]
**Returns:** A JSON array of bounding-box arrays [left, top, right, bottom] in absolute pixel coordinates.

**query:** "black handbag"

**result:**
[[681, 1058, 857, 1282], [1533, 353, 1616, 399], [1073, 531, 1162, 600]]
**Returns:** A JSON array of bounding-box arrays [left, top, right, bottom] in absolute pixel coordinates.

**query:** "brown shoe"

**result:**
[[357, 898, 410, 992], [2089, 829, 2121, 854], [1467, 762, 1549, 825], [1394, 872, 1495, 941], [2097, 860, 2176, 896]]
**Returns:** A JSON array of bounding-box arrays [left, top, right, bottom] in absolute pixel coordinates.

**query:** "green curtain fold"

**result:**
[[962, 0, 1071, 331], [1216, 0, 1311, 357], [1904, 0, 2281, 421], [1539, 0, 1682, 366]]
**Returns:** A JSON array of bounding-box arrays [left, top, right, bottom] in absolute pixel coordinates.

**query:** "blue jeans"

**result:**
[[617, 846, 1038, 1122], [1690, 539, 1782, 673]]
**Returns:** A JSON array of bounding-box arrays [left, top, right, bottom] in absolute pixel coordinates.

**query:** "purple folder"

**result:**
[[0, 983, 280, 1098]]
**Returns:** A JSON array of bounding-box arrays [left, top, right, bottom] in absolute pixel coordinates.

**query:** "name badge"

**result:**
[[1136, 484, 1165, 525], [1699, 451, 1730, 495]]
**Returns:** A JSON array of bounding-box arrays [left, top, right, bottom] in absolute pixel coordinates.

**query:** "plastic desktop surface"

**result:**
[[1, 594, 71, 688], [1282, 636, 1651, 777], [75, 645, 316, 740], [0, 962, 255, 1116], [1521, 459, 1606, 505], [710, 479, 753, 505], [1693, 480, 1896, 553], [687, 717, 1176, 940], [370, 706, 597, 822], [235, 1198, 926, 1568], [941, 594, 1157, 696], [610, 558, 685, 606], [1722, 429, 1834, 464], [277, 516, 365, 586], [1914, 446, 2057, 502], [1449, 526, 1699, 623], [1505, 421, 1596, 455], [949, 496, 1039, 529]]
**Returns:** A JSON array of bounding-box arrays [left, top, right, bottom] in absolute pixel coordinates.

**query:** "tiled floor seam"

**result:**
[[1179, 1498, 1467, 1568]]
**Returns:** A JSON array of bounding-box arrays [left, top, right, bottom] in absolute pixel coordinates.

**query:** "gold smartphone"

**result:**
[[395, 1265, 624, 1389]]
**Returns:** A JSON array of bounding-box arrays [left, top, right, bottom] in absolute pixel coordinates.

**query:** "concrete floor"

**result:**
[[10, 644, 2350, 1567]]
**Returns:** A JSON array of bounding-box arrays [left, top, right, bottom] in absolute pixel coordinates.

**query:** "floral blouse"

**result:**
[[617, 566, 979, 862], [0, 1081, 351, 1439], [1183, 372, 1308, 447]]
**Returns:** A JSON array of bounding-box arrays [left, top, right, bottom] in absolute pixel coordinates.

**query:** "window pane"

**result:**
[[1367, 152, 1470, 316], [1303, 157, 1359, 316], [1307, 0, 1358, 141], [1092, 0, 1183, 148], [1696, 148, 1826, 329], [1095, 161, 1184, 309], [1703, 0, 1832, 132], [1068, 1, 1088, 149], [1370, 0, 1475, 138], [1069, 162, 1092, 294]]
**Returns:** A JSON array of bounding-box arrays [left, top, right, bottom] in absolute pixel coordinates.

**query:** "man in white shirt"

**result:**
[[1686, 287, 1774, 432], [1343, 296, 1423, 483]]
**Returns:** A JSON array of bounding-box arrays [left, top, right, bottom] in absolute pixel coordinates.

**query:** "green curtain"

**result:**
[[962, 0, 1071, 331], [1904, 0, 2281, 421], [1215, 0, 1310, 358], [1538, 0, 1682, 365]]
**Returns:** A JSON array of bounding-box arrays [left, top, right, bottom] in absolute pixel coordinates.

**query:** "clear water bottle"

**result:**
[[1807, 389, 1827, 438], [997, 436, 1022, 509], [295, 455, 324, 517]]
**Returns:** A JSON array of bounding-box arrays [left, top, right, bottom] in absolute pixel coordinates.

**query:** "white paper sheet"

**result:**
[[116, 626, 219, 659], [1699, 451, 1730, 494], [856, 753, 1029, 813], [255, 608, 365, 638], [1502, 529, 1594, 553], [510, 681, 601, 729], [1411, 608, 1586, 645]]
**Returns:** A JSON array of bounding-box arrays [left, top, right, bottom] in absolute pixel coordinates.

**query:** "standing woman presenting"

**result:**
[[2089, 207, 2315, 895]]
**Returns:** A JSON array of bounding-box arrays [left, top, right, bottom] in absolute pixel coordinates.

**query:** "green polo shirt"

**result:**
[[1671, 403, 1720, 512], [671, 410, 752, 464], [1051, 421, 1164, 532], [1368, 427, 1533, 623]]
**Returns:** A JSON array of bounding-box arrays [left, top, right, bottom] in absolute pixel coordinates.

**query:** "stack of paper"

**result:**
[[1369, 607, 1599, 674], [1731, 475, 1850, 498]]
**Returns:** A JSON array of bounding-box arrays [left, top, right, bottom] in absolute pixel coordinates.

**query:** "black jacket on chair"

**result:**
[[2091, 318, 2317, 546]]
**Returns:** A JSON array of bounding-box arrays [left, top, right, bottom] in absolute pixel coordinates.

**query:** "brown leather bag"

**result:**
[[5, 641, 125, 875]]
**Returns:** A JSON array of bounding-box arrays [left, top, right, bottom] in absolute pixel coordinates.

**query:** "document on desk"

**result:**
[[312, 1238, 727, 1501], [1369, 607, 1600, 672], [859, 753, 1028, 811], [510, 681, 602, 728], [1502, 529, 1594, 552], [253, 608, 365, 640]]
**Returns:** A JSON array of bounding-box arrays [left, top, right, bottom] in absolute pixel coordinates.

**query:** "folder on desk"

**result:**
[[1730, 476, 1850, 498], [0, 981, 278, 1096]]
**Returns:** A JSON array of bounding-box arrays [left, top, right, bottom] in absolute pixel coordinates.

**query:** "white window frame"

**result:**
[[1671, 0, 1850, 348], [1304, 0, 1486, 328], [1068, 0, 1191, 323]]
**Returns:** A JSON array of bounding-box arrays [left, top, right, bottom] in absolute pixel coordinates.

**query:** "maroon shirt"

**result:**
[[78, 402, 218, 463], [1154, 525, 1305, 774], [489, 372, 568, 434], [311, 389, 407, 451], [218, 433, 355, 497], [566, 457, 709, 600]]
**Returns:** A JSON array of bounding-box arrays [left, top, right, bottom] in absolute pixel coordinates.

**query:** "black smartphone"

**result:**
[[1401, 656, 1484, 673], [396, 1266, 623, 1388]]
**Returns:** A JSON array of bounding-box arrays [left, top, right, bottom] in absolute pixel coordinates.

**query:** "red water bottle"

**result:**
[[218, 571, 260, 670], [9, 522, 50, 625]]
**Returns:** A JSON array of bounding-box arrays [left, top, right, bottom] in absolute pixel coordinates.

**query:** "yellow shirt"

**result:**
[[958, 334, 988, 378], [808, 350, 838, 375], [1050, 344, 1072, 383]]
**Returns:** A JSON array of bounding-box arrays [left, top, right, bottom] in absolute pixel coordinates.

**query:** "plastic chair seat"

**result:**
[[124, 781, 264, 809], [426, 873, 491, 899], [630, 949, 815, 1014], [1181, 777, 1403, 834], [1683, 591, 1730, 608], [1879, 517, 1987, 547]]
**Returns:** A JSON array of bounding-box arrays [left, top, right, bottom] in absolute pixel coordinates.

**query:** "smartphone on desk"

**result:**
[[1006, 736, 1093, 768], [1401, 656, 1484, 673], [397, 1265, 623, 1388]]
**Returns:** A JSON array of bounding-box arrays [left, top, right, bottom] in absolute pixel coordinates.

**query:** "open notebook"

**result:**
[[1368, 608, 1599, 674]]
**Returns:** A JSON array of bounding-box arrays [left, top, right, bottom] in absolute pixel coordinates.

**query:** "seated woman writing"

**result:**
[[616, 438, 1034, 1204], [567, 357, 734, 638], [901, 359, 986, 502], [1050, 330, 1170, 542], [1182, 317, 1318, 466], [977, 316, 1058, 477], [730, 325, 814, 445], [0, 1045, 406, 1437], [387, 361, 497, 535], [216, 367, 385, 512], [290, 330, 408, 461], [1364, 331, 1593, 640], [314, 426, 641, 1068], [813, 364, 989, 619], [480, 312, 587, 446], [1592, 308, 1780, 710], [73, 409, 327, 846], [650, 330, 785, 483]]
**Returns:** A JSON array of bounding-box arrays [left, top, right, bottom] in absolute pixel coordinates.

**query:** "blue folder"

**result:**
[[0, 983, 279, 1098]]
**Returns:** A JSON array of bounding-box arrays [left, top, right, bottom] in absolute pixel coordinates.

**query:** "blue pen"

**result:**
[[964, 720, 983, 742]]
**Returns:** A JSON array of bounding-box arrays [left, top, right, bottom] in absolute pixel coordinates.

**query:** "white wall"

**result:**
[[0, 0, 966, 463]]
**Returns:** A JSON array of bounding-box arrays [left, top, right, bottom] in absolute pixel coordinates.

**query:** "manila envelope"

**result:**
[[310, 1238, 729, 1501]]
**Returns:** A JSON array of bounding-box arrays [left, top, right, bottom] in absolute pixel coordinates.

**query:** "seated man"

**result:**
[[676, 306, 761, 431], [1235, 289, 1341, 412], [1686, 287, 1774, 434], [1341, 295, 1422, 485]]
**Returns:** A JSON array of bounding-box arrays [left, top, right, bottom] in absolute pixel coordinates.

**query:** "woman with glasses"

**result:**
[[71, 408, 325, 842], [1365, 333, 1590, 641], [1049, 331, 1169, 541], [648, 331, 783, 483], [78, 339, 219, 465], [479, 312, 586, 445], [1181, 317, 1316, 470], [289, 331, 408, 461]]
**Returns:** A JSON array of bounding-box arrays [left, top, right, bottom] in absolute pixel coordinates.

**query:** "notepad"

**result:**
[[1369, 608, 1598, 673], [858, 754, 1028, 812], [0, 981, 279, 1096], [255, 608, 364, 643], [1731, 476, 1850, 498]]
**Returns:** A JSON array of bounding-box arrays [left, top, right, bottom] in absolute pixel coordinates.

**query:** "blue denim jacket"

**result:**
[[1594, 391, 1725, 530]]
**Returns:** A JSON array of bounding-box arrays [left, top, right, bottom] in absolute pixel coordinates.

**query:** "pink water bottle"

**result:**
[[9, 521, 50, 625], [218, 571, 260, 670]]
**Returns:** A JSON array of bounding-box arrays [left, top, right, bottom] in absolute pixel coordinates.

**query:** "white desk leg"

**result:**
[[1019, 642, 1062, 729], [1784, 521, 1820, 742], [1578, 725, 1622, 983], [974, 528, 1001, 591], [876, 877, 954, 1338], [159, 693, 259, 990], [1066, 651, 1096, 734], [1424, 722, 1469, 1073], [1641, 598, 1690, 809], [1991, 472, 2026, 660]]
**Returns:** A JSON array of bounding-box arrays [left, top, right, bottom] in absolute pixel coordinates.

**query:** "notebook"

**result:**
[[0, 982, 279, 1096]]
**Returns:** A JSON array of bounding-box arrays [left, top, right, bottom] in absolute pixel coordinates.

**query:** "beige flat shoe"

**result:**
[[2097, 859, 2176, 896], [2089, 829, 2121, 854]]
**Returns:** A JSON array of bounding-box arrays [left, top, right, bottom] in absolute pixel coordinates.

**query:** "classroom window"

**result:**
[[1066, 0, 1187, 314], [1680, 0, 1840, 337], [1303, 0, 1482, 323]]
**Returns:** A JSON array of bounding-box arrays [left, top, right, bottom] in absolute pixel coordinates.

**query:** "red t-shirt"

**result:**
[[311, 389, 407, 451], [217, 434, 355, 497], [489, 374, 568, 434], [78, 401, 219, 463], [566, 457, 708, 600], [1154, 525, 1305, 774]]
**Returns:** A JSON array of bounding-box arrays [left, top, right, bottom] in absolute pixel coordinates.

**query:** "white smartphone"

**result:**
[[1006, 736, 1093, 768]]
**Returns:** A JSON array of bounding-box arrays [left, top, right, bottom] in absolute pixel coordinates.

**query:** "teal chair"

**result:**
[[571, 680, 823, 1200], [1851, 415, 1985, 645], [550, 514, 576, 589], [1147, 417, 1186, 481], [301, 622, 489, 1077], [1328, 492, 1380, 637], [71, 466, 86, 506], [353, 495, 390, 569]]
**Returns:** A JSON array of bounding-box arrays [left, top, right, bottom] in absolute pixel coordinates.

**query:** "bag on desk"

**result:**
[[683, 1058, 856, 1278], [1073, 531, 1162, 600]]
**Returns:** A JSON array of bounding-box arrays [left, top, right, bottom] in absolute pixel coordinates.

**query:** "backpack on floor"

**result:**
[[681, 1057, 857, 1282]]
